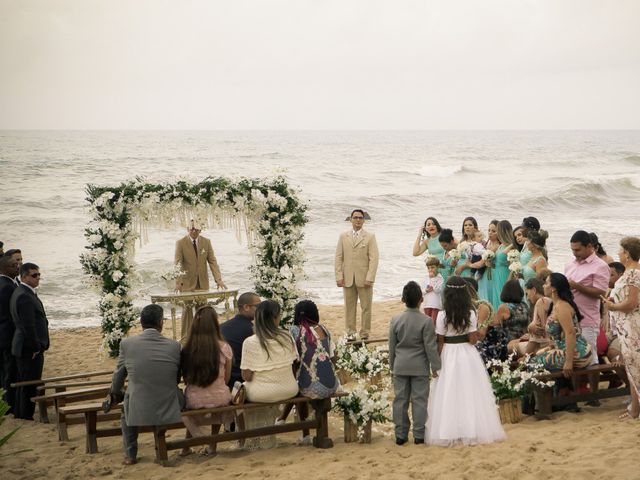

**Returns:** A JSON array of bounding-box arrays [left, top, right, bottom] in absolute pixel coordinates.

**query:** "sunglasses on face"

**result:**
[[30, 273, 41, 278]]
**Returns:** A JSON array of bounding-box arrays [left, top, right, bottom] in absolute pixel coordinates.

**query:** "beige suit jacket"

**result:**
[[174, 235, 222, 291], [335, 229, 379, 288]]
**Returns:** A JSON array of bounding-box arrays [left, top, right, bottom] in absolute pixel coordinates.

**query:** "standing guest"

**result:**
[[521, 277, 551, 356], [600, 262, 627, 389], [489, 220, 515, 311], [0, 240, 4, 256], [413, 217, 446, 279], [220, 291, 260, 389], [335, 209, 380, 340], [388, 281, 440, 445], [9, 263, 49, 420], [107, 304, 182, 465], [477, 220, 499, 303], [493, 280, 530, 355], [457, 217, 479, 277], [174, 220, 227, 338], [520, 216, 542, 265], [535, 273, 592, 374], [602, 237, 640, 419], [0, 255, 19, 413], [240, 300, 299, 402], [4, 249, 23, 283], [513, 226, 526, 252], [180, 306, 233, 456], [590, 232, 615, 264], [522, 230, 549, 283], [565, 230, 610, 365], [438, 228, 459, 283], [421, 257, 443, 323], [427, 276, 506, 446]]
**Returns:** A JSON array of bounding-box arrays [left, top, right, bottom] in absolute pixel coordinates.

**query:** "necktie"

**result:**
[[192, 239, 198, 256]]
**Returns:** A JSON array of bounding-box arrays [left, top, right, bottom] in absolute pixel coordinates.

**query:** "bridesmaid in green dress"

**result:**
[[520, 216, 542, 267], [477, 220, 500, 304], [455, 217, 479, 278], [413, 217, 447, 278], [489, 220, 515, 312], [522, 230, 549, 283], [513, 226, 526, 253], [437, 228, 459, 283]]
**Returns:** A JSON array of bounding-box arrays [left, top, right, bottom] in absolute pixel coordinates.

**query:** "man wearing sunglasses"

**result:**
[[335, 209, 380, 340], [10, 262, 50, 420]]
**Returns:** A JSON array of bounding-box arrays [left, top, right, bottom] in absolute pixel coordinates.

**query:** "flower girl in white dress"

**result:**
[[426, 275, 506, 446]]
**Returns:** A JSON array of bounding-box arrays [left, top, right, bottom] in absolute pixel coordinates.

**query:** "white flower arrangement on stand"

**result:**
[[333, 381, 391, 442], [160, 264, 186, 290], [335, 337, 390, 380], [80, 175, 308, 357]]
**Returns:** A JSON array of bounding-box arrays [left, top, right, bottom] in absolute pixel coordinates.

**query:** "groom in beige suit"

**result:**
[[174, 220, 227, 337], [335, 209, 379, 340]]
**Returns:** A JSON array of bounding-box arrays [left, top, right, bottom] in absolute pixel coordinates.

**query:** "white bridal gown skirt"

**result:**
[[426, 343, 506, 446]]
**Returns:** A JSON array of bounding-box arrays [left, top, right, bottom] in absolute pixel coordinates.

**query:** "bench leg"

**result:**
[[56, 399, 69, 441], [38, 400, 50, 424], [534, 386, 552, 420], [235, 411, 246, 448], [85, 411, 98, 454], [311, 398, 333, 449], [154, 426, 169, 464]]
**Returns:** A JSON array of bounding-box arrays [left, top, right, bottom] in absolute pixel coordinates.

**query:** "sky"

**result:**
[[0, 0, 639, 130]]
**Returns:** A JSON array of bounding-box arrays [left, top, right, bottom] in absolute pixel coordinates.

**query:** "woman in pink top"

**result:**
[[180, 306, 234, 456]]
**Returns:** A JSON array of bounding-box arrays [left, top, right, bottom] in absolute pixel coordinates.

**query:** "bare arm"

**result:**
[[241, 369, 253, 382], [413, 227, 428, 256], [557, 304, 576, 378], [604, 285, 639, 314], [436, 334, 445, 356]]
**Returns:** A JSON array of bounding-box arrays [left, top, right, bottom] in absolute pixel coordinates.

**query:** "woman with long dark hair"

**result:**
[[488, 220, 515, 311], [426, 276, 506, 446], [240, 300, 299, 402], [534, 273, 592, 373], [181, 306, 234, 455], [477, 220, 499, 303]]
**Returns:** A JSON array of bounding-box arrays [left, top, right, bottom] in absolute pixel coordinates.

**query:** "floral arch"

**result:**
[[80, 175, 307, 357]]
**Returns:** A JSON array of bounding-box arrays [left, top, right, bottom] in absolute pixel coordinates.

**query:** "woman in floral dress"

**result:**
[[602, 237, 640, 419]]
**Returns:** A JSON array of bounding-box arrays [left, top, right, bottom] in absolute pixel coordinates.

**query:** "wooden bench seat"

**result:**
[[31, 386, 112, 440], [533, 363, 629, 419]]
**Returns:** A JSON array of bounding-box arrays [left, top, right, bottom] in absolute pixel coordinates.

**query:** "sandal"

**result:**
[[179, 448, 193, 457], [618, 405, 639, 420]]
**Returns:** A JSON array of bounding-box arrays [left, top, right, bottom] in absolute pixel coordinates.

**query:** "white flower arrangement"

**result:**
[[333, 381, 391, 440], [447, 248, 461, 262], [485, 354, 555, 400], [80, 175, 308, 357], [160, 264, 186, 281], [508, 261, 523, 274], [335, 337, 390, 379], [481, 249, 495, 261], [457, 241, 470, 255], [507, 249, 521, 264]]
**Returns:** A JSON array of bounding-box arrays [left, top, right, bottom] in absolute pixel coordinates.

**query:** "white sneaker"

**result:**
[[300, 435, 313, 445]]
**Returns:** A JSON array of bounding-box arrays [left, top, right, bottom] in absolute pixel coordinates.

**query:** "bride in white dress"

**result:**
[[427, 275, 506, 446]]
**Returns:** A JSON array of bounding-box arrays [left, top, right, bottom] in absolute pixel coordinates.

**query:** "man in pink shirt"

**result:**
[[565, 230, 610, 365]]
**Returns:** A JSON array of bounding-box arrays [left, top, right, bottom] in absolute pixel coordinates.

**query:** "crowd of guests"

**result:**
[[414, 216, 640, 416], [107, 293, 340, 464], [0, 246, 50, 421]]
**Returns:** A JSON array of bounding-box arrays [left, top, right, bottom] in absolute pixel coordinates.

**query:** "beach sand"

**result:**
[[1, 300, 635, 480]]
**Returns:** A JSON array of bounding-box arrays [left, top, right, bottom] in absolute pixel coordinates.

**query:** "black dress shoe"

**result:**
[[395, 437, 407, 445], [414, 438, 424, 444]]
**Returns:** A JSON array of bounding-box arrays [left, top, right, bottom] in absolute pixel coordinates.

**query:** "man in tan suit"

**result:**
[[174, 220, 227, 337], [335, 209, 379, 340]]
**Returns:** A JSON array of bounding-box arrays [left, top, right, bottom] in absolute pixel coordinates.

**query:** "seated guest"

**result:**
[[108, 304, 182, 465], [220, 292, 260, 389], [241, 300, 299, 402], [521, 277, 552, 356], [180, 306, 234, 456], [535, 273, 592, 373], [493, 280, 530, 354], [275, 300, 339, 435]]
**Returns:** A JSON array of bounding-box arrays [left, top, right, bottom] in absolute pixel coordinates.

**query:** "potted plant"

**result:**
[[486, 354, 555, 424], [333, 382, 390, 443]]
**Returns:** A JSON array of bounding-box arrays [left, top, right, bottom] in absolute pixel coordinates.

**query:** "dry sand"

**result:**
[[1, 300, 636, 480]]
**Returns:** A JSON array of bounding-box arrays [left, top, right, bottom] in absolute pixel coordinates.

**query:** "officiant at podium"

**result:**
[[174, 220, 227, 338]]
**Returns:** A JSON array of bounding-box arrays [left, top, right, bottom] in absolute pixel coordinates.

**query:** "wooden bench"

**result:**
[[31, 385, 112, 440], [11, 370, 112, 423], [533, 363, 630, 419], [67, 393, 345, 462]]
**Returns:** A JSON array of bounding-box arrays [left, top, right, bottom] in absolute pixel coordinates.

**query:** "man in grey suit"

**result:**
[[108, 304, 182, 465], [10, 262, 50, 420], [388, 281, 440, 445]]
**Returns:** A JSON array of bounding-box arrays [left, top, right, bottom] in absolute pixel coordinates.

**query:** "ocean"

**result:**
[[1, 130, 639, 329]]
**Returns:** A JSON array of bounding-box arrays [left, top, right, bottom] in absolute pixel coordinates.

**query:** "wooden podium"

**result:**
[[150, 289, 239, 340]]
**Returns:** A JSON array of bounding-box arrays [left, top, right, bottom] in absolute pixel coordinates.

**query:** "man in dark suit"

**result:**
[[220, 292, 260, 389], [10, 262, 50, 420], [108, 304, 182, 465], [0, 254, 20, 413]]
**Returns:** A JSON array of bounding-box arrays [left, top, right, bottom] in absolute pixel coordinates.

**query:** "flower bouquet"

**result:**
[[508, 261, 523, 278], [333, 381, 391, 442], [335, 338, 389, 385], [507, 249, 521, 264], [457, 241, 470, 255], [481, 250, 495, 280], [485, 354, 555, 423]]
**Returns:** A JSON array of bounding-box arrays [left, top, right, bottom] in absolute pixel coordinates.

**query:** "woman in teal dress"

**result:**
[[520, 216, 542, 267], [437, 229, 459, 283], [477, 220, 499, 304], [413, 217, 448, 278], [489, 220, 515, 312], [535, 273, 592, 371], [456, 217, 479, 278], [522, 230, 549, 283]]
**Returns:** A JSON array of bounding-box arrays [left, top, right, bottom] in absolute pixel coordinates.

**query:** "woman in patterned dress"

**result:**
[[602, 237, 640, 419]]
